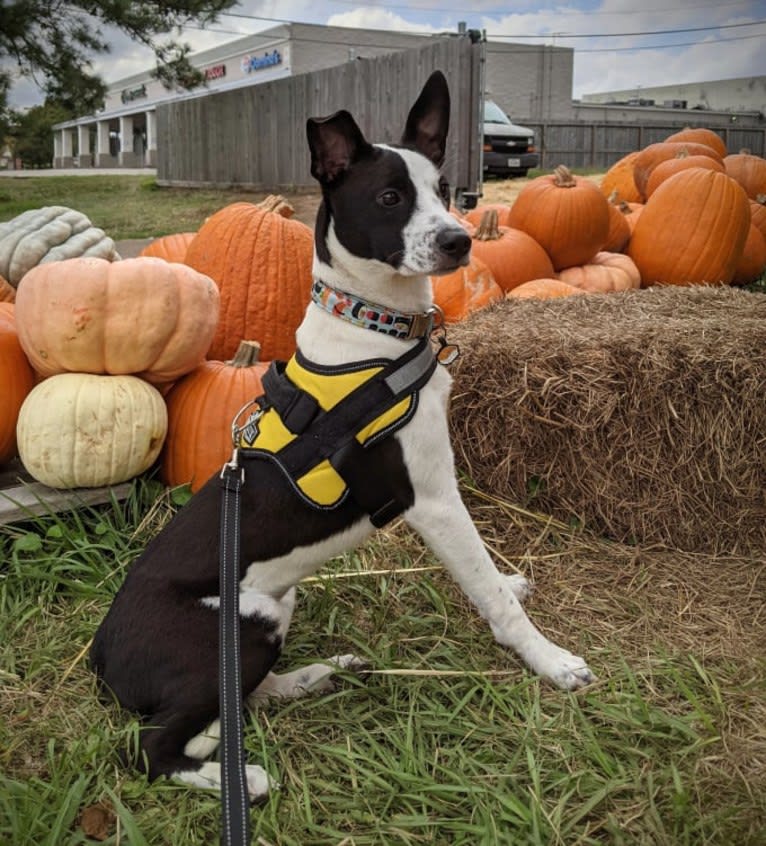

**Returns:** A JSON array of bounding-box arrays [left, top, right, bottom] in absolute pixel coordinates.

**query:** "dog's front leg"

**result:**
[[406, 490, 594, 690]]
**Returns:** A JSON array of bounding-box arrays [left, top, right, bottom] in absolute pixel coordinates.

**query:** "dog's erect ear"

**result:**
[[401, 71, 450, 167], [307, 110, 373, 184]]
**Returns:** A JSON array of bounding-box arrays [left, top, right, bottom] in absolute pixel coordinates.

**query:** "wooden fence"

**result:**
[[524, 121, 766, 171], [157, 37, 482, 194]]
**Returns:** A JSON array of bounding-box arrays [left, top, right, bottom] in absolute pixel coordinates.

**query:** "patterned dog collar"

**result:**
[[311, 278, 436, 340]]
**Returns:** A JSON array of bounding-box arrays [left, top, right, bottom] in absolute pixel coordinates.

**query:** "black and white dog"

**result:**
[[91, 71, 593, 801]]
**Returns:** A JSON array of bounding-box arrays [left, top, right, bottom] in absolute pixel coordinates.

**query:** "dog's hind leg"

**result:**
[[246, 654, 367, 707]]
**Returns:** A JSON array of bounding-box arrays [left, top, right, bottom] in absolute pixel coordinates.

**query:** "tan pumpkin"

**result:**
[[14, 257, 220, 384], [627, 168, 750, 287], [600, 152, 642, 203], [506, 279, 585, 300], [645, 151, 724, 198], [730, 224, 766, 286], [508, 165, 610, 271], [632, 142, 723, 200], [469, 210, 555, 292], [557, 252, 641, 293], [161, 340, 269, 492], [139, 232, 197, 262], [663, 128, 727, 159], [723, 152, 766, 199], [185, 199, 313, 362], [17, 374, 167, 488], [0, 304, 35, 464], [431, 255, 503, 322]]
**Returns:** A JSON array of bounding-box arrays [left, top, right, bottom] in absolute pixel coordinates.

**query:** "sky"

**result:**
[[6, 0, 766, 108]]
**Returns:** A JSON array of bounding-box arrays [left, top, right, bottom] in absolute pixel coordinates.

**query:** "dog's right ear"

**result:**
[[307, 111, 373, 184]]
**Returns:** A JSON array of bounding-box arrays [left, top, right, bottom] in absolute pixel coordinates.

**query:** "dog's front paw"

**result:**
[[245, 764, 278, 803], [329, 654, 369, 673], [530, 642, 596, 691]]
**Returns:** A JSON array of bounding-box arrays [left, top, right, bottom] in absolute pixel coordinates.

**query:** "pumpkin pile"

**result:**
[[455, 130, 766, 310]]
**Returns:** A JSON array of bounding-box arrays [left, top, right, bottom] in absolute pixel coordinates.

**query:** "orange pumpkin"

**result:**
[[730, 224, 766, 286], [614, 199, 643, 234], [0, 304, 35, 464], [139, 232, 197, 262], [557, 252, 641, 293], [161, 340, 269, 492], [185, 201, 314, 362], [723, 152, 766, 199], [14, 257, 220, 384], [645, 152, 724, 198], [750, 197, 766, 242], [507, 279, 585, 300], [464, 203, 513, 228], [469, 210, 554, 293], [508, 165, 610, 271], [603, 193, 631, 252], [664, 128, 727, 159], [632, 142, 723, 200], [627, 168, 750, 287], [600, 152, 642, 203], [0, 274, 14, 302], [431, 255, 503, 322]]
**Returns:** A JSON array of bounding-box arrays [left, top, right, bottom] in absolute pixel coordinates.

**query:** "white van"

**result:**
[[482, 99, 539, 178]]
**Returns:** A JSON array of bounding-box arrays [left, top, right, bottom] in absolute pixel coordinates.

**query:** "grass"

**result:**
[[1, 476, 764, 845], [0, 176, 278, 240]]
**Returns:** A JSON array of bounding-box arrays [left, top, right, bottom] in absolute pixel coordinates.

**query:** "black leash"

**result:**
[[219, 450, 252, 846]]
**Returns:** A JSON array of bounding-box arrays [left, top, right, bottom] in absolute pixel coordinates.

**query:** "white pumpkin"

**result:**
[[0, 206, 120, 286], [17, 374, 167, 488]]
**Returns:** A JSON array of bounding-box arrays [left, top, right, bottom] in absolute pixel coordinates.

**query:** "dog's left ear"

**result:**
[[401, 70, 450, 167], [307, 110, 373, 184]]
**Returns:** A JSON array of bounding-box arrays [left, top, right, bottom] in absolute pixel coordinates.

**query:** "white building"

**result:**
[[52, 22, 573, 169]]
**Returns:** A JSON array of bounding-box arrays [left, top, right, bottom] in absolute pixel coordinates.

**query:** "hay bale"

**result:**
[[448, 286, 766, 554]]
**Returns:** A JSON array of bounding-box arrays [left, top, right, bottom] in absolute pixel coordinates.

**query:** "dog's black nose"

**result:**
[[436, 228, 471, 261]]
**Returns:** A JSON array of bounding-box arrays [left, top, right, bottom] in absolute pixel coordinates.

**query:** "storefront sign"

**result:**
[[240, 50, 282, 74], [121, 84, 147, 104], [204, 64, 227, 81]]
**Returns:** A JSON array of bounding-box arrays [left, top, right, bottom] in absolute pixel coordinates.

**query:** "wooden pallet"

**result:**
[[0, 459, 132, 526]]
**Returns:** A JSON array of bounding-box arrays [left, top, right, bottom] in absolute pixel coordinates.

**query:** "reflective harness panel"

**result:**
[[235, 336, 437, 527]]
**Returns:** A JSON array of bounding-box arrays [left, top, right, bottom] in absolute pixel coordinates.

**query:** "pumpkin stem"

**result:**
[[608, 189, 619, 205], [474, 209, 501, 241], [256, 194, 295, 218], [553, 164, 577, 188], [229, 340, 262, 367]]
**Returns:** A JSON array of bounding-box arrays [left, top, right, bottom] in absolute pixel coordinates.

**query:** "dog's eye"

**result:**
[[378, 190, 401, 207]]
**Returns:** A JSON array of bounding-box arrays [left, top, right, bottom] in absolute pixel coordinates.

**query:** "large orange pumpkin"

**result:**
[[0, 274, 14, 302], [508, 165, 610, 271], [0, 305, 35, 464], [507, 279, 585, 300], [664, 128, 727, 159], [469, 210, 554, 293], [161, 340, 269, 492], [627, 168, 751, 287], [185, 201, 314, 362], [464, 203, 513, 228], [730, 224, 766, 286], [14, 257, 220, 384], [645, 151, 724, 198], [750, 197, 766, 242], [139, 232, 196, 262], [600, 152, 642, 203], [557, 252, 641, 293], [723, 152, 766, 199], [632, 142, 723, 200], [431, 256, 503, 322]]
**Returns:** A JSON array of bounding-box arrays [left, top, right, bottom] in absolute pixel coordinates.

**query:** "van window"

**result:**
[[484, 101, 512, 124]]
